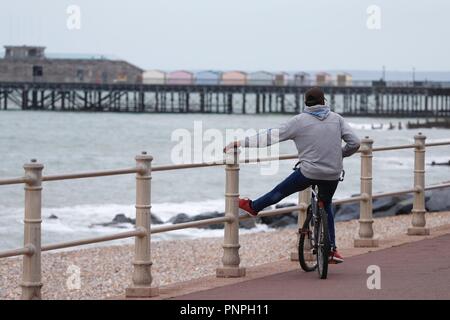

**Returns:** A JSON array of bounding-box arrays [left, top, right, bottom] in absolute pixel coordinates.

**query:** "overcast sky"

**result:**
[[0, 0, 449, 72]]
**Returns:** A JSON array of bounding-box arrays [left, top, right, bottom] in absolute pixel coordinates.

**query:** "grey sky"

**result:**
[[0, 0, 449, 72]]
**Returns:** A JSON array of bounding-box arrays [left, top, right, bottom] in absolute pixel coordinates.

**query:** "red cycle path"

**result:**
[[174, 234, 450, 300]]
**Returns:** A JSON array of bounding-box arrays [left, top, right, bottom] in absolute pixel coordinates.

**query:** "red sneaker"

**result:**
[[329, 249, 344, 264], [239, 198, 258, 217]]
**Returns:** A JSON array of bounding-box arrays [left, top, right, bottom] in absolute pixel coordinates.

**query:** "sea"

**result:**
[[0, 110, 449, 251]]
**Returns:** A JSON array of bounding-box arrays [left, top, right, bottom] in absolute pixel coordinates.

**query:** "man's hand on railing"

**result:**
[[223, 141, 241, 153]]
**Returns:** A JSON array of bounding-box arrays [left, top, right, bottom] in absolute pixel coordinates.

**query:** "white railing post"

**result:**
[[21, 159, 43, 300], [291, 188, 311, 261], [408, 133, 430, 235], [354, 137, 379, 247], [126, 152, 159, 297], [217, 148, 246, 278]]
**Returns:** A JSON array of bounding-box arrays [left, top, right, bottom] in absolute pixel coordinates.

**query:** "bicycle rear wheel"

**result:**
[[316, 208, 331, 279], [298, 206, 317, 272]]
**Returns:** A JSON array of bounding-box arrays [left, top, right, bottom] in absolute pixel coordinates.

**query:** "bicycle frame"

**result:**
[[310, 185, 320, 254], [310, 185, 326, 217], [298, 171, 344, 278]]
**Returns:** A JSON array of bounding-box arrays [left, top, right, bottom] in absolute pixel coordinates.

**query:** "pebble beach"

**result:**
[[1, 211, 450, 300]]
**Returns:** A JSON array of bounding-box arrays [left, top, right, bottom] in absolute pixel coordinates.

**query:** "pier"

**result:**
[[1, 81, 450, 117]]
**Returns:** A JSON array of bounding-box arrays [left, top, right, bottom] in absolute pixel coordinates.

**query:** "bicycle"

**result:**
[[297, 170, 344, 279]]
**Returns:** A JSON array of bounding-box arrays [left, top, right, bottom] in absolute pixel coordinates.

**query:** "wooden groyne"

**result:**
[[407, 118, 450, 129]]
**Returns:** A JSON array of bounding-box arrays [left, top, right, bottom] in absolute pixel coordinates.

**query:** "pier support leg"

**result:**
[[354, 137, 379, 247], [2, 91, 7, 110], [294, 92, 300, 114], [139, 91, 145, 112], [262, 93, 266, 113], [200, 91, 205, 112], [227, 93, 233, 114], [126, 152, 159, 297], [22, 89, 28, 110], [21, 159, 44, 300], [217, 149, 246, 278], [39, 90, 45, 110], [256, 93, 260, 114], [330, 92, 335, 113], [408, 133, 430, 236], [215, 93, 219, 113], [269, 93, 273, 112]]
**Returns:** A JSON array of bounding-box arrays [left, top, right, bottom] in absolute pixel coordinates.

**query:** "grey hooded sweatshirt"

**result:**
[[238, 105, 361, 181]]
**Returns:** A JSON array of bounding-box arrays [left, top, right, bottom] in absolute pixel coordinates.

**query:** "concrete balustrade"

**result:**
[[0, 137, 449, 299], [126, 152, 159, 297], [291, 188, 311, 261], [354, 137, 379, 247], [408, 133, 430, 235], [217, 148, 246, 277], [21, 159, 44, 300]]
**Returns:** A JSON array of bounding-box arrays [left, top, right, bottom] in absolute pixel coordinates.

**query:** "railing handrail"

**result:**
[[0, 177, 27, 186], [42, 167, 139, 182], [40, 228, 146, 252], [1, 140, 449, 185]]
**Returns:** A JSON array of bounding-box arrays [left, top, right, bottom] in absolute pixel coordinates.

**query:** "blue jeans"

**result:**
[[251, 169, 339, 248]]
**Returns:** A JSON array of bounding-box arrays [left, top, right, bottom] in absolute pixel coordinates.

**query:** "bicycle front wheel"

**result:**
[[298, 206, 317, 272], [316, 208, 331, 279]]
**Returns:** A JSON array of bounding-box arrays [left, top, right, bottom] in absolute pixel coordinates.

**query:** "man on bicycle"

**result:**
[[223, 87, 360, 264]]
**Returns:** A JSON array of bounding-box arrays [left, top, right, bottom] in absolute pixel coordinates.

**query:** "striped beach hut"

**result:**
[[247, 71, 274, 86], [142, 70, 166, 85], [167, 70, 194, 85], [274, 72, 289, 86], [337, 72, 352, 86], [316, 72, 332, 86], [221, 71, 247, 86], [195, 70, 222, 85], [294, 72, 310, 86]]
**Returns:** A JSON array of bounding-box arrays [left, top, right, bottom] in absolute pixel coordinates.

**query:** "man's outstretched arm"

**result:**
[[223, 116, 299, 153], [340, 117, 361, 157]]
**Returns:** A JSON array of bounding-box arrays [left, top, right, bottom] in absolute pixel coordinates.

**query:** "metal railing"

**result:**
[[1, 135, 450, 299]]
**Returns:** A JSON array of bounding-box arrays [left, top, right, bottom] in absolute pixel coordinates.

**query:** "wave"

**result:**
[[348, 122, 395, 131], [428, 138, 450, 143], [0, 200, 279, 251], [0, 199, 284, 245]]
